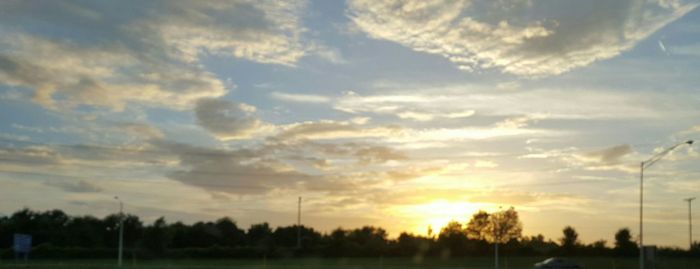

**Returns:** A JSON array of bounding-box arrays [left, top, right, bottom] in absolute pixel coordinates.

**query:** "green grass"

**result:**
[[0, 257, 698, 269]]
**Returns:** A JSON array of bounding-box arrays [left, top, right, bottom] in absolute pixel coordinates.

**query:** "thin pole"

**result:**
[[495, 243, 499, 269], [118, 200, 124, 267], [639, 162, 644, 269], [297, 196, 301, 249], [685, 198, 695, 250]]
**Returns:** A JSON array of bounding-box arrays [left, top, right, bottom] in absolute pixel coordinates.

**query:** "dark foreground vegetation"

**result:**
[[1, 208, 699, 260], [1, 257, 700, 269]]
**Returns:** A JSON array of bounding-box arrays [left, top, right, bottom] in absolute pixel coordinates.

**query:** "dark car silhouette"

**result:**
[[534, 257, 583, 269]]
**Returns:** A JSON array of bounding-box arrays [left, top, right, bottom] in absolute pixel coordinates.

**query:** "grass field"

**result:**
[[1, 257, 699, 269]]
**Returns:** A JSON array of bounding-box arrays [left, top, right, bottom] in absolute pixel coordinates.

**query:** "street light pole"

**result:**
[[297, 196, 302, 249], [685, 198, 696, 250], [114, 196, 124, 267], [639, 140, 693, 269], [639, 161, 644, 269]]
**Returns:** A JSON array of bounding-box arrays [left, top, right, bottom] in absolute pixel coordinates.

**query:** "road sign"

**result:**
[[13, 234, 32, 254]]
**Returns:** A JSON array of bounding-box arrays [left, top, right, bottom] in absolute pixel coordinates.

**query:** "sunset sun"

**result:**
[[393, 199, 486, 235]]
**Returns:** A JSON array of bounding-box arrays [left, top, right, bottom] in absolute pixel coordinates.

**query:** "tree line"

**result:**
[[0, 208, 697, 259]]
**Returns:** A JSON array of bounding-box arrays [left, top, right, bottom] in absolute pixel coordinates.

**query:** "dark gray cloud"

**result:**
[[582, 144, 633, 165], [195, 98, 263, 140], [153, 140, 322, 194]]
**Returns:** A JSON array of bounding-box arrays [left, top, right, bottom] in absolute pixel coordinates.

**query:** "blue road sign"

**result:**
[[13, 233, 32, 253]]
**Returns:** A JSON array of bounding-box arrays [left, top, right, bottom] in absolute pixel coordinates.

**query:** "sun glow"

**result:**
[[393, 199, 484, 236]]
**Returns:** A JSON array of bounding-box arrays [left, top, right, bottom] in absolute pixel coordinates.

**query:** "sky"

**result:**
[[1, 0, 700, 248]]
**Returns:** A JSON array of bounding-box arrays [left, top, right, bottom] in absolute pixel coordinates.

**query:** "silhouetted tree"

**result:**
[[215, 217, 245, 247], [614, 228, 637, 256], [437, 221, 471, 256], [323, 228, 348, 257], [466, 211, 490, 240], [485, 207, 523, 244], [7, 207, 686, 259], [273, 225, 321, 250], [248, 222, 273, 253], [346, 226, 388, 256], [64, 215, 105, 247], [484, 207, 523, 267], [103, 213, 143, 249], [559, 226, 580, 255], [588, 239, 609, 256], [141, 217, 170, 254], [396, 232, 431, 257], [519, 234, 557, 255]]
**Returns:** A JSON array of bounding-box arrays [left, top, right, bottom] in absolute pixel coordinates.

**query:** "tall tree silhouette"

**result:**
[[466, 211, 490, 240], [614, 228, 637, 256], [560, 226, 580, 255], [437, 221, 470, 256]]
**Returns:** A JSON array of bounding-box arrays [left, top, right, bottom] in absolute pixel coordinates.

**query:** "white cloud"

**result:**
[[334, 87, 691, 120], [274, 120, 404, 141], [311, 45, 348, 64], [0, 0, 313, 110], [117, 123, 165, 139], [0, 34, 227, 110], [495, 114, 547, 129], [270, 91, 332, 103], [147, 0, 309, 66], [396, 110, 475, 122], [474, 160, 498, 168], [348, 0, 698, 76]]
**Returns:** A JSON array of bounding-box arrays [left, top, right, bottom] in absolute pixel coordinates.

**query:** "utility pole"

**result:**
[[638, 140, 693, 269], [114, 196, 124, 267], [685, 197, 696, 250], [297, 196, 302, 249]]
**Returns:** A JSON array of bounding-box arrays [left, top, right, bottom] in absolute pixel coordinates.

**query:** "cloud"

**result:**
[[270, 114, 555, 145], [347, 0, 698, 76], [367, 188, 584, 209], [273, 120, 404, 141], [45, 180, 102, 193], [334, 87, 689, 120], [144, 0, 309, 65], [153, 140, 364, 195], [0, 145, 62, 166], [335, 91, 479, 122], [0, 0, 311, 110], [117, 123, 165, 139], [195, 98, 266, 140], [0, 31, 225, 111], [495, 114, 547, 129], [579, 144, 633, 165], [311, 45, 348, 64], [530, 144, 638, 173], [270, 91, 332, 103], [396, 110, 475, 122], [474, 160, 498, 168]]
